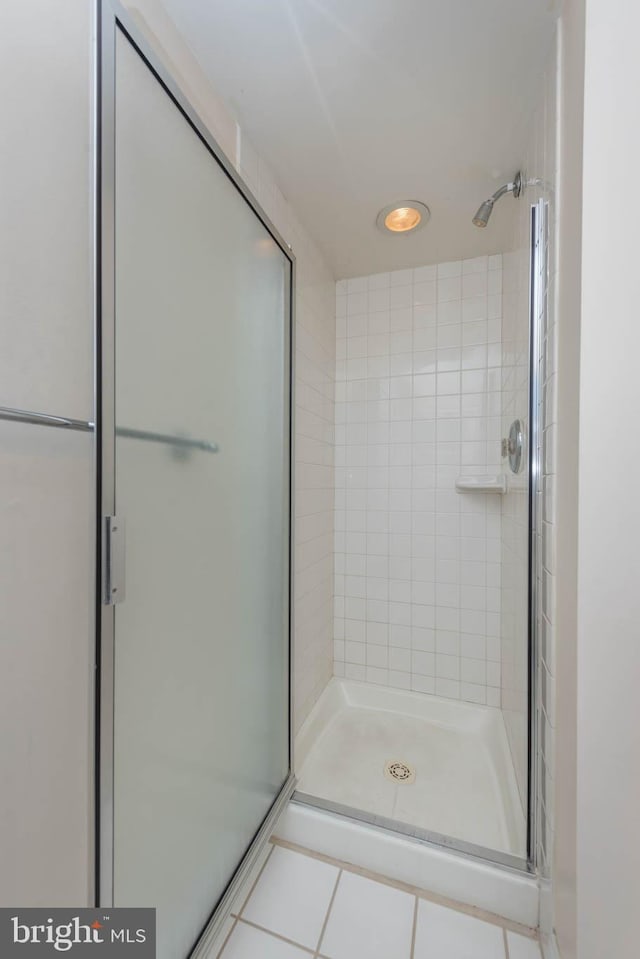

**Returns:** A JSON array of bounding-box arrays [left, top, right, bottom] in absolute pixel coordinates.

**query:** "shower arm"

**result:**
[[491, 182, 514, 203], [489, 172, 523, 205]]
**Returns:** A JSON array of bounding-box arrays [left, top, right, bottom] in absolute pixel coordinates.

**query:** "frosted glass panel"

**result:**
[[112, 29, 290, 959]]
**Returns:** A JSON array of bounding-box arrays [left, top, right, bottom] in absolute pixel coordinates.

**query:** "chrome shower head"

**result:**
[[472, 172, 522, 228], [473, 198, 495, 228]]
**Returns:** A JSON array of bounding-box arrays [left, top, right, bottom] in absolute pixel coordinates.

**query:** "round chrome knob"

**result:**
[[507, 419, 524, 474]]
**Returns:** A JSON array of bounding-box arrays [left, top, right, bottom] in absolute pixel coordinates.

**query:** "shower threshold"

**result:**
[[294, 679, 526, 862]]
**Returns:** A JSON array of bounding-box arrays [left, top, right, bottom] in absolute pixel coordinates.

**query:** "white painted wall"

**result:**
[[576, 1, 640, 956], [0, 0, 94, 906], [552, 2, 584, 957]]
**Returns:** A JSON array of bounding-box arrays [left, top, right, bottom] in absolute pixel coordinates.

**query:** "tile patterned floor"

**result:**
[[218, 842, 542, 959]]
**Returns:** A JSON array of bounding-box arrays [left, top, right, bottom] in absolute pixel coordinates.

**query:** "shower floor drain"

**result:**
[[384, 760, 416, 785]]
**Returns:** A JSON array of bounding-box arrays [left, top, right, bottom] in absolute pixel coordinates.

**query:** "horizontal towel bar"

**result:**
[[0, 405, 218, 454], [0, 405, 94, 432], [116, 426, 218, 453]]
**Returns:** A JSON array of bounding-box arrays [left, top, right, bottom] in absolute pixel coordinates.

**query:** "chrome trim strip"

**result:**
[[527, 198, 548, 870], [293, 792, 530, 875], [288, 255, 296, 776], [89, 0, 99, 907]]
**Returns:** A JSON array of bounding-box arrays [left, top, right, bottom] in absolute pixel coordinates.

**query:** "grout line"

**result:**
[[313, 868, 342, 958], [233, 844, 275, 920], [504, 926, 510, 959], [216, 917, 238, 958], [410, 895, 419, 959], [271, 836, 537, 938], [236, 917, 315, 955]]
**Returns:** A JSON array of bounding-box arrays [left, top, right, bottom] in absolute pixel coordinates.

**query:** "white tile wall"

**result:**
[[333, 257, 504, 706], [237, 135, 336, 734]]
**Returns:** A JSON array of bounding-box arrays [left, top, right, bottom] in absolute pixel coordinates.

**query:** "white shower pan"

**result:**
[[295, 679, 526, 858]]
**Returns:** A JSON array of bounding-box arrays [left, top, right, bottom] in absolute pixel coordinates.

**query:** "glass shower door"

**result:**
[[100, 18, 292, 959]]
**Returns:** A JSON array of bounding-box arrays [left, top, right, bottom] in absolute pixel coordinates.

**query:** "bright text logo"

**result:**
[[0, 909, 155, 958]]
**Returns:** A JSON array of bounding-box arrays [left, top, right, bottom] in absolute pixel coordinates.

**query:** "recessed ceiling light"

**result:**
[[376, 201, 430, 235]]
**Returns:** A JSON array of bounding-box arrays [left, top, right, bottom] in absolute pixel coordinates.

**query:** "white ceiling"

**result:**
[[160, 0, 558, 278]]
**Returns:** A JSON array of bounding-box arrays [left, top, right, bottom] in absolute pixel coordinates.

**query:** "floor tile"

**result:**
[[221, 921, 311, 958], [507, 931, 541, 958], [320, 871, 415, 959], [414, 900, 506, 958], [242, 846, 338, 949]]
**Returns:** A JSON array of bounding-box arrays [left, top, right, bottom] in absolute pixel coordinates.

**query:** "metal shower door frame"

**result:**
[[95, 0, 296, 949], [527, 196, 549, 871]]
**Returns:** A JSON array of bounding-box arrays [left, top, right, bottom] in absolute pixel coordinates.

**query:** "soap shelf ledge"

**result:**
[[455, 475, 507, 494]]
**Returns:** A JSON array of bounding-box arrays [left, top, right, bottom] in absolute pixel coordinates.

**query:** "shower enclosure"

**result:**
[[97, 4, 294, 957], [295, 204, 549, 872]]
